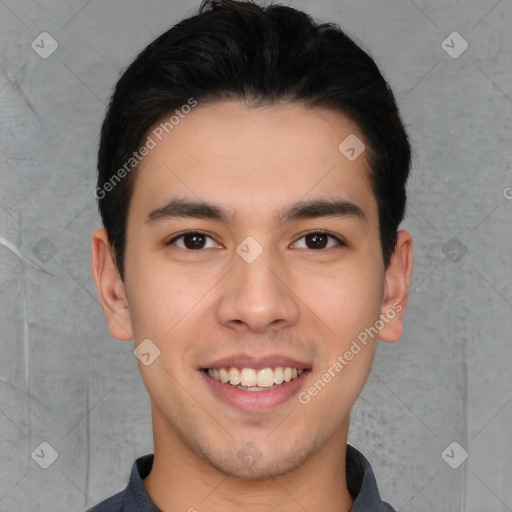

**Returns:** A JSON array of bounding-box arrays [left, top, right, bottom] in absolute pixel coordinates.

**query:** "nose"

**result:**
[[216, 244, 300, 333]]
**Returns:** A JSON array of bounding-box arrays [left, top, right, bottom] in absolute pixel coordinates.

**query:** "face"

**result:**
[[92, 99, 412, 479]]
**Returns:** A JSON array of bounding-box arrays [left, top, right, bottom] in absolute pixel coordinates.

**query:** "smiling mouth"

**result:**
[[205, 366, 306, 391]]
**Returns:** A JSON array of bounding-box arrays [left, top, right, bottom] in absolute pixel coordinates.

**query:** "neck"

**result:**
[[143, 408, 354, 512]]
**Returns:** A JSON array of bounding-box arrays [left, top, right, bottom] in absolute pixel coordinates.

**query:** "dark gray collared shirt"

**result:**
[[86, 444, 395, 511]]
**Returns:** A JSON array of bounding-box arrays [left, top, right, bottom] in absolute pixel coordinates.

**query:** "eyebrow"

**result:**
[[145, 197, 367, 225]]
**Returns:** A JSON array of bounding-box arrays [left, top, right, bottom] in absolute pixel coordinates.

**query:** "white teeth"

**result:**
[[240, 368, 257, 387], [228, 367, 241, 385], [257, 368, 274, 388], [207, 366, 305, 388], [273, 367, 284, 385]]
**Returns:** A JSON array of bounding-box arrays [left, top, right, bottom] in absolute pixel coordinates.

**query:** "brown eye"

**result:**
[[293, 232, 344, 250], [167, 232, 220, 250], [305, 233, 328, 249], [182, 233, 206, 249]]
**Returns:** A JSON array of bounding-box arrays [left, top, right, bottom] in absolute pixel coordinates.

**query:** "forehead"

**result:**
[[129, 99, 377, 226]]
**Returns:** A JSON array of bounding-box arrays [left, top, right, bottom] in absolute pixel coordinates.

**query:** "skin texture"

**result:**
[[91, 99, 413, 512]]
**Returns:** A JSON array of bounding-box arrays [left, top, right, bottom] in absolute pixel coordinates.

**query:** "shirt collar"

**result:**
[[345, 444, 395, 511]]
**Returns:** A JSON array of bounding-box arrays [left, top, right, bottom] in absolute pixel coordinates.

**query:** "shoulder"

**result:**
[[346, 444, 397, 512], [84, 487, 130, 512], [84, 454, 157, 512]]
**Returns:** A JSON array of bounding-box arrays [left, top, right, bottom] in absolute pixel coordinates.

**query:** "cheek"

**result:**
[[302, 267, 385, 342], [125, 265, 190, 341], [302, 276, 381, 412]]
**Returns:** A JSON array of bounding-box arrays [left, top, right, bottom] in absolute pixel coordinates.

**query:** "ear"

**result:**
[[378, 230, 413, 343], [91, 228, 133, 341]]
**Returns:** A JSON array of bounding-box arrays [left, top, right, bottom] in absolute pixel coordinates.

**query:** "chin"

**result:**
[[197, 439, 316, 480]]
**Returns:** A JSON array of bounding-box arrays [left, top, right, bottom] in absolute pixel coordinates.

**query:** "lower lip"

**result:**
[[200, 370, 310, 412]]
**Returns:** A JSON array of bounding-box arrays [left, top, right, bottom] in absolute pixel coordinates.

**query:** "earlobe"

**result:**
[[91, 228, 133, 341], [378, 230, 413, 343]]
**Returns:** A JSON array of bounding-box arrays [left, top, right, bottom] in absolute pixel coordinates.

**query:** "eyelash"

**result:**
[[165, 230, 346, 251]]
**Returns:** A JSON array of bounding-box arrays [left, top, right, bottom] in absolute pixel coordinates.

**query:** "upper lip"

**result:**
[[202, 354, 311, 370]]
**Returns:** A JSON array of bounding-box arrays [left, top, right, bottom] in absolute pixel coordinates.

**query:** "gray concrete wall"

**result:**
[[0, 0, 510, 510]]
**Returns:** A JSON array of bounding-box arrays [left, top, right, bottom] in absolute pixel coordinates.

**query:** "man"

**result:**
[[90, 0, 413, 510]]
